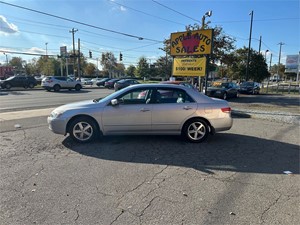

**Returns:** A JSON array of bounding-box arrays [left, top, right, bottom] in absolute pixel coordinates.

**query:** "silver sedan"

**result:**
[[47, 84, 233, 143]]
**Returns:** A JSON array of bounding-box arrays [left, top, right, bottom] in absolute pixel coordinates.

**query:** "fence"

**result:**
[[262, 82, 300, 94]]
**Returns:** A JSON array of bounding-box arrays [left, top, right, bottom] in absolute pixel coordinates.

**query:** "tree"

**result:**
[[125, 65, 136, 77], [135, 57, 149, 78], [228, 47, 270, 82], [84, 63, 96, 76], [9, 57, 26, 74], [100, 52, 117, 77], [155, 55, 172, 80]]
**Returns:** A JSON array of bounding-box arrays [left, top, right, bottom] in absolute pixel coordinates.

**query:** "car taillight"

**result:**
[[221, 107, 231, 113]]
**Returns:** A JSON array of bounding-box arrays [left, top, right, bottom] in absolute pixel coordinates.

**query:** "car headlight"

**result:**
[[50, 110, 64, 119]]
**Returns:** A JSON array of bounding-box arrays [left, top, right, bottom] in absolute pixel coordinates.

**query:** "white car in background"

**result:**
[[41, 76, 82, 92]]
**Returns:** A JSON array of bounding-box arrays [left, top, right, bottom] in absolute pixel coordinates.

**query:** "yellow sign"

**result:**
[[170, 29, 213, 56], [173, 57, 206, 77]]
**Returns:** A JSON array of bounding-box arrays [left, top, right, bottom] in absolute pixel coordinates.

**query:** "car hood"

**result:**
[[52, 100, 102, 113]]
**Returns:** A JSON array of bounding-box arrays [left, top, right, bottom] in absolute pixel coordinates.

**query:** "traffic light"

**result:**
[[119, 53, 123, 61], [89, 51, 92, 58]]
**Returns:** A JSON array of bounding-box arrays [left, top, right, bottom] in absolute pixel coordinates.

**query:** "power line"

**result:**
[[108, 0, 186, 26], [151, 0, 200, 23], [0, 1, 162, 43]]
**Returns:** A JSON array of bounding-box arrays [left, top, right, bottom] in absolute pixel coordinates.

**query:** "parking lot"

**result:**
[[1, 110, 299, 224]]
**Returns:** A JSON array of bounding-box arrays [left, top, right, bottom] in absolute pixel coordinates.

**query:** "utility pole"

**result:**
[[277, 42, 285, 80], [258, 35, 262, 54], [77, 38, 81, 79], [246, 10, 254, 81], [69, 28, 78, 76]]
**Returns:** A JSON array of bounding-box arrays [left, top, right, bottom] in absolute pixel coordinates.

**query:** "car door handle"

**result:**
[[183, 106, 193, 110], [140, 108, 150, 112]]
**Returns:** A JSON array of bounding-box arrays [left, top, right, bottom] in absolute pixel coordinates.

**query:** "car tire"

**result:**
[[182, 119, 209, 143], [5, 83, 11, 89], [53, 84, 60, 92], [28, 83, 34, 89], [69, 117, 98, 143], [75, 84, 81, 91], [223, 92, 227, 100]]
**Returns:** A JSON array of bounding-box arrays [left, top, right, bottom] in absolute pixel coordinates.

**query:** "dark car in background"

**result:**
[[239, 81, 260, 94], [114, 79, 140, 91], [0, 76, 37, 89], [206, 81, 239, 100], [96, 77, 110, 87], [104, 78, 120, 89]]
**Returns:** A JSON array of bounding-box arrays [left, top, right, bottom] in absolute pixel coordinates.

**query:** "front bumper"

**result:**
[[47, 116, 68, 135]]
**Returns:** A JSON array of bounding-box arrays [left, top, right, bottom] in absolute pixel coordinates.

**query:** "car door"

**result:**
[[101, 87, 153, 134], [66, 77, 76, 88], [150, 87, 197, 133]]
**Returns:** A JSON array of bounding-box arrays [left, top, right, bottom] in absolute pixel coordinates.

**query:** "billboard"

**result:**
[[173, 57, 206, 76], [285, 55, 299, 73], [170, 29, 213, 56]]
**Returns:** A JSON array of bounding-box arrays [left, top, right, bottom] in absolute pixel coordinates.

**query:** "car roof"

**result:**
[[160, 81, 188, 84]]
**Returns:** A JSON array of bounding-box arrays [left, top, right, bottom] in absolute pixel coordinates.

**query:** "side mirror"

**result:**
[[111, 99, 118, 106]]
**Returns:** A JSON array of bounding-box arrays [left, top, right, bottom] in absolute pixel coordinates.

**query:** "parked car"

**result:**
[[96, 78, 110, 87], [206, 81, 239, 100], [239, 81, 260, 94], [114, 79, 140, 91], [0, 75, 37, 89], [41, 76, 82, 92], [80, 78, 93, 85], [47, 84, 233, 143], [91, 78, 102, 84], [104, 78, 120, 89]]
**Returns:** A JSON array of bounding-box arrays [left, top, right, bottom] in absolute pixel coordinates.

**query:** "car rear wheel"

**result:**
[[69, 117, 98, 143], [182, 119, 209, 143], [53, 84, 60, 92], [223, 92, 227, 100], [28, 83, 34, 89]]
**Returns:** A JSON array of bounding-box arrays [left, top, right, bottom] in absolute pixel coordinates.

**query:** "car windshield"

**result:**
[[7, 76, 15, 80], [212, 82, 229, 88]]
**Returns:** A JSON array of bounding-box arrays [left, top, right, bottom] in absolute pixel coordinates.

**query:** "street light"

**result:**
[[264, 50, 269, 60], [3, 53, 8, 65], [202, 10, 212, 28], [246, 10, 254, 81], [45, 42, 48, 56]]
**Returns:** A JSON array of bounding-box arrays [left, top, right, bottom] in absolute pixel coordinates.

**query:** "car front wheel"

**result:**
[[75, 84, 81, 91], [28, 83, 34, 89], [53, 84, 60, 92], [182, 119, 209, 143], [69, 117, 98, 143], [5, 83, 11, 89]]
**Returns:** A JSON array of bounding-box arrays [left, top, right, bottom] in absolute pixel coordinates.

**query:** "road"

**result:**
[[0, 115, 299, 225], [0, 87, 114, 112]]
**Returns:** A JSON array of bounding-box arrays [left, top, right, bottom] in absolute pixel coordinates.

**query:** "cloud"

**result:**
[[28, 47, 45, 55], [120, 6, 126, 12], [0, 15, 18, 35]]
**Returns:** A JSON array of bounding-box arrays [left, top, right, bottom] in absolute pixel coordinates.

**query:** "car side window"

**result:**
[[156, 88, 195, 104], [118, 88, 152, 105]]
